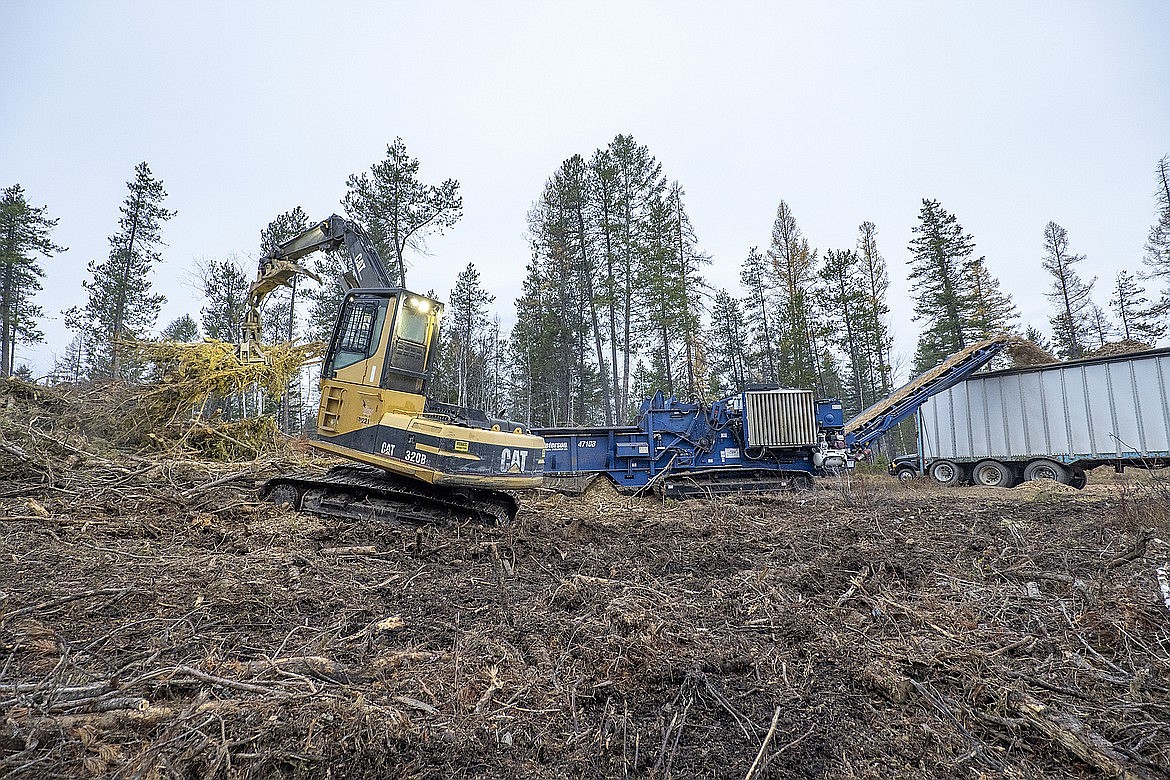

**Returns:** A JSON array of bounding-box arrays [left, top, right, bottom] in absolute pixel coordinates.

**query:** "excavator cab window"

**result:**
[[327, 297, 388, 373], [382, 295, 439, 394]]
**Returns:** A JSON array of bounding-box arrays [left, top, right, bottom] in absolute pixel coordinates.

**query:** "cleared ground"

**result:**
[[2, 379, 1169, 778], [2, 434, 1168, 779]]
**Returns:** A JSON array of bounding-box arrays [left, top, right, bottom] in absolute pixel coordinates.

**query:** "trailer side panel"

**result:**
[[921, 350, 1170, 465]]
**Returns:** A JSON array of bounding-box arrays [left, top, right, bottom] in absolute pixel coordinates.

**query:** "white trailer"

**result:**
[[914, 348, 1170, 487]]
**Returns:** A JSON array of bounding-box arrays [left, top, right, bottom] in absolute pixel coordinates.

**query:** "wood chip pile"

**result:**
[[1, 383, 1168, 779]]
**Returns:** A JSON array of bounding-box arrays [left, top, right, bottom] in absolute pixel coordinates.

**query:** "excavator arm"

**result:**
[[238, 215, 393, 364]]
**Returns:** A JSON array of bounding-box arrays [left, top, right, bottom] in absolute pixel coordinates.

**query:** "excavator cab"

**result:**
[[323, 289, 440, 396], [312, 286, 544, 494]]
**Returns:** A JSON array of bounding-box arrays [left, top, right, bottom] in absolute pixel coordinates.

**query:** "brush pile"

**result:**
[[2, 381, 1169, 779], [125, 339, 323, 426]]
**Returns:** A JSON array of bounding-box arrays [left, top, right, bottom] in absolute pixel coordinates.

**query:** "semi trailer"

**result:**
[[896, 347, 1170, 488]]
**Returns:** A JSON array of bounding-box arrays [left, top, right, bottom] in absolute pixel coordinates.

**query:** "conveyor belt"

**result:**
[[844, 336, 1011, 449]]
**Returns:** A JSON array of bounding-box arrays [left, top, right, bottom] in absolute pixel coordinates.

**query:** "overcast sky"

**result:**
[[3, 1, 1168, 379]]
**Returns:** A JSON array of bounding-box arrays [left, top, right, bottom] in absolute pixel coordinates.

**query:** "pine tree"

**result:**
[[740, 246, 778, 383], [524, 166, 595, 424], [259, 207, 310, 344], [707, 289, 749, 395], [1042, 221, 1095, 359], [855, 221, 893, 401], [667, 182, 710, 399], [1023, 324, 1054, 354], [606, 134, 664, 416], [907, 199, 975, 372], [1085, 303, 1115, 351], [1110, 270, 1165, 343], [447, 263, 495, 409], [767, 200, 818, 389], [303, 249, 350, 344], [560, 154, 612, 422], [161, 314, 199, 342], [964, 256, 1018, 340], [200, 256, 250, 342], [66, 162, 175, 380], [1143, 155, 1170, 315], [343, 138, 462, 287], [1, 185, 65, 376], [817, 248, 867, 412], [52, 335, 89, 383]]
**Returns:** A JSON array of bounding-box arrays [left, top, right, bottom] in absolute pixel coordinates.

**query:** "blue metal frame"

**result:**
[[537, 390, 846, 489]]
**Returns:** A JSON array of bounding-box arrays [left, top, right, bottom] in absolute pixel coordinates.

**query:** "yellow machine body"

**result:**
[[309, 289, 545, 490]]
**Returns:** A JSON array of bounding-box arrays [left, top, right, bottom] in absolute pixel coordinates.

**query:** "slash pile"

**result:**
[[1, 381, 1168, 779]]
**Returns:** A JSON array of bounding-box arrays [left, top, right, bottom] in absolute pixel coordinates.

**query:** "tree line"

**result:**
[[2, 143, 1168, 431]]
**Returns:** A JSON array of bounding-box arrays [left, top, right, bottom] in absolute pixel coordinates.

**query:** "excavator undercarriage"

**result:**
[[262, 465, 517, 525]]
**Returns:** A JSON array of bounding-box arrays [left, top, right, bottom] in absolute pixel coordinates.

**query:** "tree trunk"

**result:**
[[111, 197, 142, 379], [574, 202, 612, 425]]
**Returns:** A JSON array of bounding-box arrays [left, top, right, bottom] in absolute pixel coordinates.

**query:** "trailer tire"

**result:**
[[972, 460, 1015, 488], [1069, 470, 1087, 489], [1023, 459, 1071, 485], [928, 460, 963, 486]]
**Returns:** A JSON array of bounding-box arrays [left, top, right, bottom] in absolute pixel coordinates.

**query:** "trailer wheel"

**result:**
[[928, 460, 963, 486], [1069, 470, 1087, 490], [1023, 459, 1071, 485], [972, 460, 1014, 488]]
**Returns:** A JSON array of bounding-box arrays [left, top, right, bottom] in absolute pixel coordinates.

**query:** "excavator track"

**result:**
[[261, 465, 517, 526]]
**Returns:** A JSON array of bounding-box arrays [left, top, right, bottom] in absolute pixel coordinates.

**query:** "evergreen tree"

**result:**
[[739, 246, 778, 383], [1143, 154, 1170, 315], [1041, 221, 1095, 359], [1, 185, 65, 376], [637, 183, 709, 400], [199, 256, 250, 342], [1085, 303, 1115, 350], [1023, 324, 1054, 354], [522, 166, 594, 424], [817, 248, 867, 412], [606, 134, 664, 415], [707, 289, 749, 395], [343, 138, 462, 287], [561, 154, 611, 422], [1110, 270, 1165, 343], [259, 207, 310, 344], [161, 314, 199, 342], [507, 256, 552, 424], [52, 335, 89, 383], [767, 200, 819, 389], [446, 262, 495, 409], [303, 249, 350, 343], [855, 221, 893, 401], [667, 182, 710, 399], [907, 199, 975, 372], [964, 256, 1018, 340], [66, 162, 175, 380]]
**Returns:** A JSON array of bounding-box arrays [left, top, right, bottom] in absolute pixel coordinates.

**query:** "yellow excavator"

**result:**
[[238, 215, 544, 523]]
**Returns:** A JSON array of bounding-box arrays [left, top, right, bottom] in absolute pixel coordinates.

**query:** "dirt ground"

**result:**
[[2, 386, 1169, 778]]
